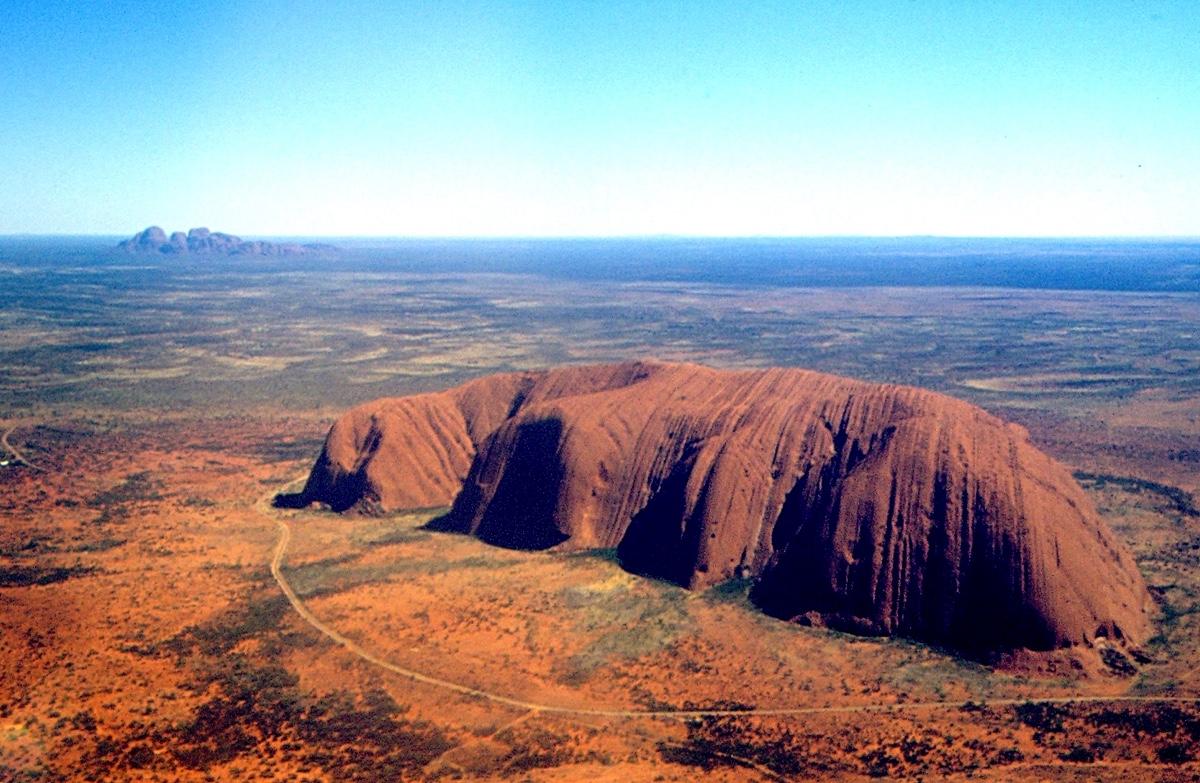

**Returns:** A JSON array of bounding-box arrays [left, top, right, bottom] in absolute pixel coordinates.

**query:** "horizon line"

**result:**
[[4, 231, 1200, 242]]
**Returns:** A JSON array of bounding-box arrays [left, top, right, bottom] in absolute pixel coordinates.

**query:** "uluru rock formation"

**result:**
[[294, 361, 1153, 655], [117, 226, 336, 256]]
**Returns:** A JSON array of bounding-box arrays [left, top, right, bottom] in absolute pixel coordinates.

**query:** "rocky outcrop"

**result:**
[[123, 226, 168, 252], [296, 361, 1153, 655], [117, 226, 336, 257]]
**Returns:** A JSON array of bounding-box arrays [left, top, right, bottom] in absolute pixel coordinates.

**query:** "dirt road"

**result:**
[[270, 516, 1200, 721], [1, 423, 45, 471]]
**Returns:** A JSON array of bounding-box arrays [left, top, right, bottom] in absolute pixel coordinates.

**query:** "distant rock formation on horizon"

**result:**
[[290, 360, 1153, 658], [117, 226, 337, 257]]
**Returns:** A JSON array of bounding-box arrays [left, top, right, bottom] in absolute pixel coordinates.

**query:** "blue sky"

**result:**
[[1, 0, 1197, 236]]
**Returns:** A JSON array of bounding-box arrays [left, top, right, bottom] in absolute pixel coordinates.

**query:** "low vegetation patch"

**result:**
[[86, 471, 164, 508], [0, 564, 94, 587], [554, 581, 692, 684], [1075, 471, 1199, 519]]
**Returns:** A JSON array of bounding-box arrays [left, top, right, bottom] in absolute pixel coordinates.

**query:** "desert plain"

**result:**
[[2, 240, 1200, 781]]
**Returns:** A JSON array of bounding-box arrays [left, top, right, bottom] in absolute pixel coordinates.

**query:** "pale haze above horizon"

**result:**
[[2, 1, 1198, 238]]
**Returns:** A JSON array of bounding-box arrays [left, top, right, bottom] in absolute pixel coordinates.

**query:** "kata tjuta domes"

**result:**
[[117, 226, 336, 257], [291, 361, 1153, 657]]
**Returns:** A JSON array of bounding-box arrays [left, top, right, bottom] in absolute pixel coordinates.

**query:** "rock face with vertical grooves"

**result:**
[[297, 361, 1152, 655]]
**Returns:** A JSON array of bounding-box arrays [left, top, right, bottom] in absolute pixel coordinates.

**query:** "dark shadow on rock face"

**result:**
[[290, 450, 373, 513], [617, 450, 700, 586], [750, 468, 1061, 659], [422, 511, 460, 533], [472, 417, 570, 550], [272, 492, 309, 509]]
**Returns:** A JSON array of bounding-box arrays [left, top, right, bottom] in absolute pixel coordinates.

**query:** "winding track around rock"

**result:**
[[270, 517, 1200, 720], [1, 423, 45, 471]]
